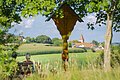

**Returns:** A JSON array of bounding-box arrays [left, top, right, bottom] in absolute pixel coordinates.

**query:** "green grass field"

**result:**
[[17, 43, 98, 63], [12, 43, 120, 80], [17, 52, 120, 80], [17, 52, 99, 66], [17, 43, 100, 70]]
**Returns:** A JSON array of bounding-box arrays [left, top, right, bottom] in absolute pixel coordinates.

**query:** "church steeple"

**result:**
[[79, 34, 84, 43]]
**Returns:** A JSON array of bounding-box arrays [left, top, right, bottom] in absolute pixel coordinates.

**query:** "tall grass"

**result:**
[[23, 55, 120, 80]]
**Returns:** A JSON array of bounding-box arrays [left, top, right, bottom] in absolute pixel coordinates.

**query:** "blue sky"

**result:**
[[9, 14, 120, 43]]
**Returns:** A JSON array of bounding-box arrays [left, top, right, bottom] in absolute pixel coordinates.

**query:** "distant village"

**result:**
[[71, 34, 104, 51]]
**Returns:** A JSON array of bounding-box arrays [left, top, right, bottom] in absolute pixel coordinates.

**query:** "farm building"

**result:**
[[72, 34, 96, 48]]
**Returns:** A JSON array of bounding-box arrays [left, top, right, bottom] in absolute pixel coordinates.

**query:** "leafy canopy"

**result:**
[[85, 0, 120, 31]]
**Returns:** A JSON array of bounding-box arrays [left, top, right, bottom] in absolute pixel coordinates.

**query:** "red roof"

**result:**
[[74, 42, 95, 48]]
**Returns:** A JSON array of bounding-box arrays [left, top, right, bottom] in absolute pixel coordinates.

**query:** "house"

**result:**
[[93, 43, 104, 51], [72, 34, 96, 48]]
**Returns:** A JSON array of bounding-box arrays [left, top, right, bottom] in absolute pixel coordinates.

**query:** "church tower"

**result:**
[[78, 34, 84, 43]]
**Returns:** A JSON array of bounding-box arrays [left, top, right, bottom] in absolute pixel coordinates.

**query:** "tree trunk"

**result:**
[[104, 13, 113, 72], [62, 36, 69, 71]]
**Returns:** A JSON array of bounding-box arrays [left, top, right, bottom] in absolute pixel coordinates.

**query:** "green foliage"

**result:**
[[0, 33, 20, 79], [111, 45, 120, 67], [101, 42, 105, 47], [0, 33, 22, 44], [85, 0, 120, 31], [36, 35, 52, 44], [0, 45, 18, 79], [0, 0, 22, 32], [68, 41, 72, 47], [67, 0, 89, 18], [92, 40, 99, 46], [94, 45, 120, 68], [52, 38, 59, 43], [25, 37, 36, 43], [21, 0, 56, 17], [52, 38, 62, 46], [25, 37, 32, 43]]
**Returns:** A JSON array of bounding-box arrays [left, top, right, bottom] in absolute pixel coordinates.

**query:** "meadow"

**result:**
[[17, 53, 120, 80], [17, 52, 99, 69], [17, 43, 98, 65], [16, 43, 120, 80]]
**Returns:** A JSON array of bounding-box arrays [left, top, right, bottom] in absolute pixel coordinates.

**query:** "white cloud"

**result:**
[[83, 14, 96, 23], [11, 22, 17, 26], [11, 17, 35, 28], [18, 17, 35, 28]]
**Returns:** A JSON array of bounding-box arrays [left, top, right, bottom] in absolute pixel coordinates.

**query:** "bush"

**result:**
[[0, 45, 18, 79], [68, 42, 72, 47], [94, 45, 120, 68], [111, 45, 120, 67], [52, 38, 62, 46]]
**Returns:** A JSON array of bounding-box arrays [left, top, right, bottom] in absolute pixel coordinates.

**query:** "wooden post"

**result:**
[[46, 3, 83, 71], [62, 35, 69, 71]]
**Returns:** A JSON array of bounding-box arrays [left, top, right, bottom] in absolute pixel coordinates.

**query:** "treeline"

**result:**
[[2, 34, 72, 47], [25, 35, 63, 46], [6, 34, 102, 47]]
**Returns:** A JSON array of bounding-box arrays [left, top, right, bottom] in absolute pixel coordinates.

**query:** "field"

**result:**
[[16, 43, 120, 80], [17, 43, 99, 67], [17, 43, 98, 63], [16, 43, 86, 56], [17, 52, 99, 69]]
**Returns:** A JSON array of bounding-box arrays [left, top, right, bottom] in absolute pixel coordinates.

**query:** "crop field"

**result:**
[[16, 43, 87, 56], [17, 43, 62, 53]]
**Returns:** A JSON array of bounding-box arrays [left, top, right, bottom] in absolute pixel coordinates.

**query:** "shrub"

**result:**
[[111, 45, 120, 67], [94, 45, 120, 68], [68, 42, 72, 47], [0, 45, 18, 79]]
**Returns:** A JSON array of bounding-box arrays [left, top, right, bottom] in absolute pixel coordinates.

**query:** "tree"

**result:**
[[36, 35, 52, 44], [0, 1, 24, 78], [30, 37, 36, 42], [52, 38, 59, 43], [0, 0, 23, 45], [52, 38, 62, 46], [92, 40, 99, 47], [85, 0, 120, 71], [25, 37, 31, 43], [68, 41, 72, 48]]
